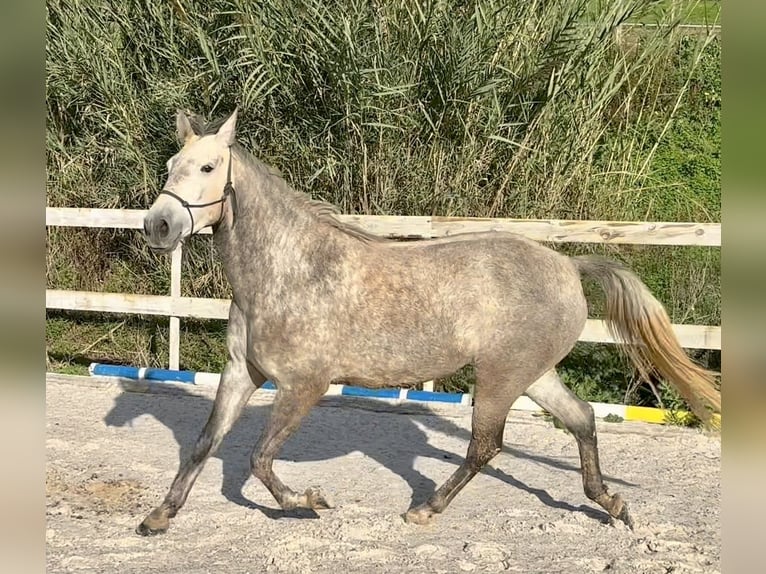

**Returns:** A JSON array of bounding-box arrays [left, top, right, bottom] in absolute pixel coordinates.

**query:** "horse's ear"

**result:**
[[176, 110, 194, 145], [215, 108, 238, 147]]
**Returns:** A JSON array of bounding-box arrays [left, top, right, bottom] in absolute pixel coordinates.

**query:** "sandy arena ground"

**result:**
[[46, 374, 720, 573]]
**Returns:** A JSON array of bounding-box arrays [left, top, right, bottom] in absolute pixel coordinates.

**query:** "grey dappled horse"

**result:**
[[139, 109, 720, 535]]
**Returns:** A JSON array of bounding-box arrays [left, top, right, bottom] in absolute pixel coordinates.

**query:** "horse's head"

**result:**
[[143, 109, 239, 253]]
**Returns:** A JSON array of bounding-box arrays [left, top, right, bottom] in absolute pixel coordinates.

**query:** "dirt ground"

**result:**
[[45, 374, 720, 573]]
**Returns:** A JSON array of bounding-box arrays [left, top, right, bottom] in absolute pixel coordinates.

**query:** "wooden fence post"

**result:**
[[169, 244, 182, 370]]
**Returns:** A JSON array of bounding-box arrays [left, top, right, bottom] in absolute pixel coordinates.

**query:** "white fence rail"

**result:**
[[46, 207, 722, 374]]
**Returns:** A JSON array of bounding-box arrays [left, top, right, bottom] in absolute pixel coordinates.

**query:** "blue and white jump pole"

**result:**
[[88, 363, 473, 406], [88, 362, 708, 424]]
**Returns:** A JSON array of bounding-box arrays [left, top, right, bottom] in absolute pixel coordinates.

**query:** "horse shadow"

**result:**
[[104, 384, 635, 523]]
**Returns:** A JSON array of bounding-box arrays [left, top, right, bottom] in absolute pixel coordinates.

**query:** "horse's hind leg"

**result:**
[[404, 364, 522, 525], [525, 369, 634, 529], [251, 381, 333, 511], [137, 303, 263, 536]]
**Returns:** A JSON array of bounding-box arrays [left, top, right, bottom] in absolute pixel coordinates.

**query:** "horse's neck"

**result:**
[[213, 165, 358, 297]]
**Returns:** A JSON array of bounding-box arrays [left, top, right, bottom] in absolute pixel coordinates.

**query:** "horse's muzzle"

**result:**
[[144, 209, 183, 253]]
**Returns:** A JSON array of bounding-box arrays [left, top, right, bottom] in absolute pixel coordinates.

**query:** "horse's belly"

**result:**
[[331, 337, 471, 388]]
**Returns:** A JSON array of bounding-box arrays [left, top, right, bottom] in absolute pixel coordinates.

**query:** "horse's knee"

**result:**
[[567, 400, 597, 440], [189, 433, 216, 464], [467, 443, 502, 471]]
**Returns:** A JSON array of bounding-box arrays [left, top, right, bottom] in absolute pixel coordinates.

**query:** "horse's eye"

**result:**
[[201, 164, 214, 173]]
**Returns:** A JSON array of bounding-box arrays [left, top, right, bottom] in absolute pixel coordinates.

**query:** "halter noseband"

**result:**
[[158, 146, 238, 235]]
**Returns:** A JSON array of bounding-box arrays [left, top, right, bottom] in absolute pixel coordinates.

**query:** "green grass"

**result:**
[[679, 0, 721, 25], [651, 0, 720, 25], [46, 312, 230, 375], [588, 0, 721, 25]]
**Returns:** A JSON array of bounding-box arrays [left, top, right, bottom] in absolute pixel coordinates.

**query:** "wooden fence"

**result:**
[[45, 207, 721, 384]]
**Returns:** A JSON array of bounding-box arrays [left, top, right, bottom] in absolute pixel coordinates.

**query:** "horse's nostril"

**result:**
[[158, 219, 170, 239]]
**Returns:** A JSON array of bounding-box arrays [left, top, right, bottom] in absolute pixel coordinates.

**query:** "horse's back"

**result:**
[[383, 230, 583, 308], [352, 230, 587, 359]]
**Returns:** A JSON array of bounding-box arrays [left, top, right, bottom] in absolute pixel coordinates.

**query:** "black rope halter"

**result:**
[[158, 146, 238, 234]]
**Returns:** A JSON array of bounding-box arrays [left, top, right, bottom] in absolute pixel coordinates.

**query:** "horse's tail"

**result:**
[[573, 255, 721, 427]]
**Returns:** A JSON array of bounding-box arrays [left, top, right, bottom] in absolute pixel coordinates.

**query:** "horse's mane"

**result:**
[[188, 113, 389, 244]]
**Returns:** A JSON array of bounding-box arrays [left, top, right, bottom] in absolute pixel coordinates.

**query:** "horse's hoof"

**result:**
[[404, 506, 434, 525], [136, 521, 167, 536], [616, 501, 635, 530], [608, 494, 634, 530], [136, 510, 170, 536], [304, 486, 334, 510]]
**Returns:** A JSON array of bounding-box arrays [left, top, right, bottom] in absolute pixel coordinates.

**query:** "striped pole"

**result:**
[[87, 363, 711, 424], [88, 363, 472, 406]]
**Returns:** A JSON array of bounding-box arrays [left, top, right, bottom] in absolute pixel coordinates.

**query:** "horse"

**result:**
[[138, 108, 720, 535]]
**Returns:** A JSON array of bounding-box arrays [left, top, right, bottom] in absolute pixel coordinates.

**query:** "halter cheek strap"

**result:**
[[220, 147, 238, 228], [158, 146, 238, 235]]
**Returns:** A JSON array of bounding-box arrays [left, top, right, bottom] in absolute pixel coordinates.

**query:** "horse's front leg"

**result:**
[[137, 303, 263, 535], [251, 381, 333, 511]]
